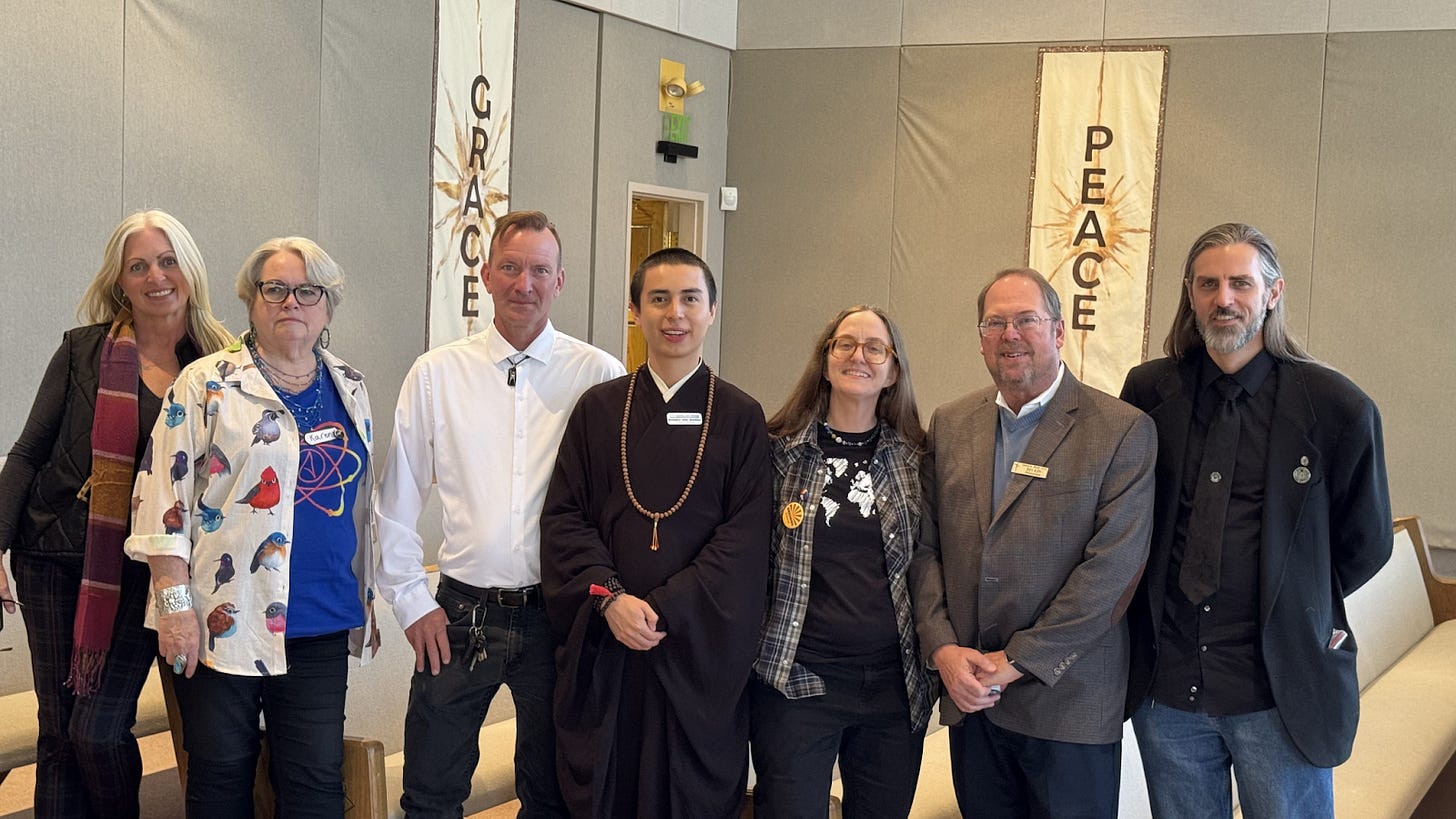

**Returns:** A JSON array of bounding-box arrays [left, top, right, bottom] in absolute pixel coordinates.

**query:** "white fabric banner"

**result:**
[[1027, 47, 1168, 393], [428, 0, 517, 347]]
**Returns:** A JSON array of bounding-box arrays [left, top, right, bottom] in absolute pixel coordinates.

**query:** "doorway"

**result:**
[[625, 184, 707, 371]]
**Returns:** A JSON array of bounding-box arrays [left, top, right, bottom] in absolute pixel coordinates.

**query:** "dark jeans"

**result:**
[[400, 578, 565, 819], [750, 660, 925, 819], [949, 710, 1121, 819], [171, 630, 350, 819], [12, 551, 157, 819]]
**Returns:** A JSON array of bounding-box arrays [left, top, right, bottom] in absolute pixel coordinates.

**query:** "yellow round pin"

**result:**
[[781, 501, 805, 529]]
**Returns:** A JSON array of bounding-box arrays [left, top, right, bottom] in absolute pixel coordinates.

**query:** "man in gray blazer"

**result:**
[[910, 267, 1156, 817]]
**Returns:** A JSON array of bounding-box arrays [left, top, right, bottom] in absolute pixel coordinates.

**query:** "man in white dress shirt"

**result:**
[[375, 211, 624, 818]]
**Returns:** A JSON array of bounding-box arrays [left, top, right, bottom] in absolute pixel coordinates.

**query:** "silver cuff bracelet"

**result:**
[[156, 584, 194, 615]]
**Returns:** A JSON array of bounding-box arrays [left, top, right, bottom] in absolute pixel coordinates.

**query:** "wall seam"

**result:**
[[889, 3, 906, 316], [120, 0, 127, 210], [587, 12, 606, 342], [317, 1, 326, 239], [1307, 17, 1333, 351]]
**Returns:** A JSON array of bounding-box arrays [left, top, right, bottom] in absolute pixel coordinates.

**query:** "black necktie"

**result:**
[[1179, 376, 1243, 604]]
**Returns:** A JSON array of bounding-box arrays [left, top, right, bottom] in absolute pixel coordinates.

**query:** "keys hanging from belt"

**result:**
[[466, 606, 488, 672]]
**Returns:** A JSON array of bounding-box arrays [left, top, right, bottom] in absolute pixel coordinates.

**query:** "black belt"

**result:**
[[440, 575, 541, 608]]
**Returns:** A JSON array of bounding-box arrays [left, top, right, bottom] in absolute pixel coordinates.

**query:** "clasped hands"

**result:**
[[932, 645, 1024, 714], [604, 593, 665, 651]]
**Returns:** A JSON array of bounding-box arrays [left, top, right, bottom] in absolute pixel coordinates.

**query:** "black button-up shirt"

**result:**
[[1152, 350, 1278, 715]]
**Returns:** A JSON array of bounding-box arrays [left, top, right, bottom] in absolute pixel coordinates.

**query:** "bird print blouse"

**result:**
[[125, 338, 379, 676]]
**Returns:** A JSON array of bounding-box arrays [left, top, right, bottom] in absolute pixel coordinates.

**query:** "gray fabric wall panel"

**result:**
[[736, 0, 902, 50], [1312, 31, 1456, 548], [123, 0, 322, 335], [892, 44, 1044, 414], [1140, 35, 1325, 351], [0, 3, 125, 449], [591, 16, 730, 369], [1330, 0, 1456, 32], [720, 47, 901, 413], [317, 0, 435, 450], [514, 0, 602, 343], [1103, 0, 1328, 39], [903, 0, 1106, 45]]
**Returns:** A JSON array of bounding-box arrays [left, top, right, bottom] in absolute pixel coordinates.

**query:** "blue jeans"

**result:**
[[400, 580, 565, 819], [750, 660, 925, 819], [1132, 699, 1333, 819], [171, 630, 351, 819]]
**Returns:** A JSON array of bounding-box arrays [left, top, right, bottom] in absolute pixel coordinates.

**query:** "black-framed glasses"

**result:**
[[826, 336, 895, 365], [256, 280, 327, 306], [977, 315, 1059, 338]]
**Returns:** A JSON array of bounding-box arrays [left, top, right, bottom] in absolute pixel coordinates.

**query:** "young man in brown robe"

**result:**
[[541, 248, 771, 818]]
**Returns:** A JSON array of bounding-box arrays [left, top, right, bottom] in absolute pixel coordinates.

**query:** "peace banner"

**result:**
[[1027, 46, 1168, 392]]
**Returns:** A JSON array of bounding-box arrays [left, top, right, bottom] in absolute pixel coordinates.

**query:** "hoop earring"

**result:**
[[318, 327, 330, 349]]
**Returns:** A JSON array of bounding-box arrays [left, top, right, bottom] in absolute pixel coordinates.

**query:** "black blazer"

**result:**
[[1120, 354, 1392, 767], [0, 324, 199, 557]]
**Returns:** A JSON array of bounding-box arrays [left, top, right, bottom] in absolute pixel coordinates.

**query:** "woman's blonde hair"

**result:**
[[77, 209, 233, 353]]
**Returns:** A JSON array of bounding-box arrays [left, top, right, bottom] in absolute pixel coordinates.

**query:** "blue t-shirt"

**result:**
[[280, 370, 366, 637]]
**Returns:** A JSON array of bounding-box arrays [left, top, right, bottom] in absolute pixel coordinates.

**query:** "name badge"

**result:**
[[667, 412, 703, 426], [304, 427, 343, 446], [1011, 461, 1048, 479]]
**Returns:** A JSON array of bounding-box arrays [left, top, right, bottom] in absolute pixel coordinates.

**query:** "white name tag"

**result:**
[[304, 427, 343, 446], [667, 412, 703, 426], [1011, 461, 1048, 479]]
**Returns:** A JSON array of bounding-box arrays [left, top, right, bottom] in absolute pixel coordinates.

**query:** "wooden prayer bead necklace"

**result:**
[[619, 366, 716, 551]]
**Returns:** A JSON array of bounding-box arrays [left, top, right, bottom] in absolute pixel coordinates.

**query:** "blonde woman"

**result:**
[[0, 210, 231, 817]]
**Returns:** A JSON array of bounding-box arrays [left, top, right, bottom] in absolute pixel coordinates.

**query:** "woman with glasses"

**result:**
[[0, 210, 232, 817], [126, 237, 378, 818], [751, 305, 932, 819]]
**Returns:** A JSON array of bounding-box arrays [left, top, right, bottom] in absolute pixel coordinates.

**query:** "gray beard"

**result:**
[[1198, 309, 1266, 354]]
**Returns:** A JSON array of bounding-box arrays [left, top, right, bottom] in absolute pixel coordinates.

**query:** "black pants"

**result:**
[[400, 579, 565, 818], [948, 710, 1121, 819], [12, 551, 157, 819], [750, 660, 925, 819], [171, 630, 350, 819]]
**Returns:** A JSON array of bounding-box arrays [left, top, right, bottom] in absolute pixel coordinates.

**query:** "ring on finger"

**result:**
[[172, 654, 187, 674]]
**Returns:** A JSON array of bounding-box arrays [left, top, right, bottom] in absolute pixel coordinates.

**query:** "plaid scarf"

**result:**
[[68, 313, 141, 697]]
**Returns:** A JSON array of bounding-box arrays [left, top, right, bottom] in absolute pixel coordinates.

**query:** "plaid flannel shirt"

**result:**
[[753, 420, 933, 732]]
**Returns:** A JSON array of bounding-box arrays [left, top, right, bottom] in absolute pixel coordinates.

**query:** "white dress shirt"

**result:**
[[374, 321, 624, 629]]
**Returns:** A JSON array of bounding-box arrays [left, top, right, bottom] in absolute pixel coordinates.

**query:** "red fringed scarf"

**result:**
[[69, 313, 140, 696]]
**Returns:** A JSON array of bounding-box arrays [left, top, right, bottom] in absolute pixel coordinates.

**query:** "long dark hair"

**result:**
[[766, 305, 925, 450], [1165, 223, 1314, 363]]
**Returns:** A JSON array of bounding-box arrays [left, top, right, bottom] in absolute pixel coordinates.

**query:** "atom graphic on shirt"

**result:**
[[295, 421, 363, 516]]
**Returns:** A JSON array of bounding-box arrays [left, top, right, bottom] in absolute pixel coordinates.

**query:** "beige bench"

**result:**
[[1327, 516, 1456, 817]]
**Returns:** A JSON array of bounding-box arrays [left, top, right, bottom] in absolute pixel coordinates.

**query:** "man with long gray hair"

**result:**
[[1121, 223, 1392, 817]]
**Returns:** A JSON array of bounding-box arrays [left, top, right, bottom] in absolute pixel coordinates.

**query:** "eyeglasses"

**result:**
[[826, 336, 895, 365], [256, 280, 327, 306], [977, 315, 1059, 337]]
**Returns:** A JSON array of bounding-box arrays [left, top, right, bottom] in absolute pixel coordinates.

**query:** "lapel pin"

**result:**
[[1293, 455, 1311, 485]]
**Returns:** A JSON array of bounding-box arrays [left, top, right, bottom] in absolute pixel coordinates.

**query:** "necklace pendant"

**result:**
[[650, 518, 660, 551]]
